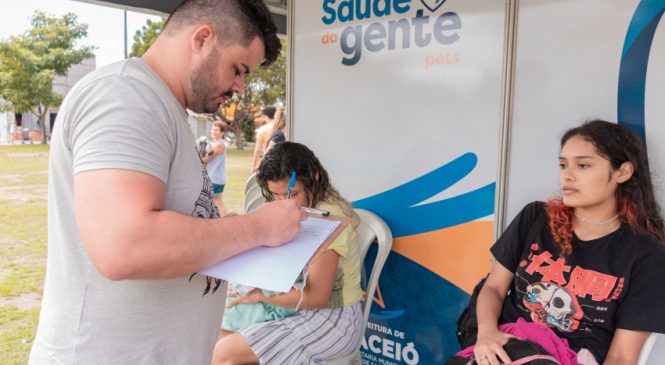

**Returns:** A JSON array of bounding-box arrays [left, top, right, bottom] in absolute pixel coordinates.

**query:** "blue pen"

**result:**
[[286, 171, 296, 199]]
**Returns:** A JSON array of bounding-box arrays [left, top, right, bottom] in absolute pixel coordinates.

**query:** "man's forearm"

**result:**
[[89, 211, 263, 280], [75, 170, 305, 282]]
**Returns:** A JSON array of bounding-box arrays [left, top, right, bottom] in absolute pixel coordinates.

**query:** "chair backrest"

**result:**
[[245, 194, 266, 213], [638, 333, 659, 365], [353, 208, 393, 353], [244, 173, 258, 195], [244, 184, 264, 213]]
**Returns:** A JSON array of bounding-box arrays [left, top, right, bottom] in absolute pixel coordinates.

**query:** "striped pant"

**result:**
[[239, 302, 362, 364]]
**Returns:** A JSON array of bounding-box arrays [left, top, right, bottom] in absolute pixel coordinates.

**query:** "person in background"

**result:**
[[203, 120, 228, 215], [465, 120, 665, 365], [28, 1, 305, 364], [9, 121, 16, 144], [251, 105, 276, 172], [212, 142, 364, 365], [264, 106, 286, 153]]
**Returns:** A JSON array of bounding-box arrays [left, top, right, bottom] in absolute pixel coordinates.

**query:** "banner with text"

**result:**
[[292, 0, 506, 362]]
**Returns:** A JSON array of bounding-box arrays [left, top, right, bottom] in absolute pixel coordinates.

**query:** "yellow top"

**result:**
[[318, 201, 363, 308]]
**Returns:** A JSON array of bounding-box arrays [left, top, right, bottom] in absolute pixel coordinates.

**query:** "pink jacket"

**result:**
[[456, 318, 581, 365]]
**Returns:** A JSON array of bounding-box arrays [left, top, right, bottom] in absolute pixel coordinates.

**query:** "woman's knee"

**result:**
[[211, 333, 259, 365]]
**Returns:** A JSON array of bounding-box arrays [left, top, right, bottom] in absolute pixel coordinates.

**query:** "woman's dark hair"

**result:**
[[547, 119, 665, 257], [256, 142, 357, 222]]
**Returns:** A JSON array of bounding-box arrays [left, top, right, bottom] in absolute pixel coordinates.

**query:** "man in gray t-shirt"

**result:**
[[29, 1, 304, 364]]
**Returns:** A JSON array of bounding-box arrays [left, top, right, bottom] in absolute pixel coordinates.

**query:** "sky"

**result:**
[[0, 0, 164, 69]]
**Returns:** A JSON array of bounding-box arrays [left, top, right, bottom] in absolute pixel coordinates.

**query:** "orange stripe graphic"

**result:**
[[373, 284, 386, 309], [392, 221, 494, 294]]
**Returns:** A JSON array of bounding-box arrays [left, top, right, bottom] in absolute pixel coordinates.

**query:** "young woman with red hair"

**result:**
[[471, 120, 665, 365]]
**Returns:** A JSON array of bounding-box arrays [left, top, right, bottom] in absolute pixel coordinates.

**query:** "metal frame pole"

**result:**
[[494, 0, 519, 239]]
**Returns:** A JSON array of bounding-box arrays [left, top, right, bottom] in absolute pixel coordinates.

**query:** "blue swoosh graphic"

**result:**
[[353, 152, 495, 237], [618, 0, 665, 142], [621, 0, 665, 57], [362, 245, 469, 361], [370, 310, 406, 320]]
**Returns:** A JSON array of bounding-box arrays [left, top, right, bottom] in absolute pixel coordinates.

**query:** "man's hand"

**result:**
[[248, 199, 306, 247]]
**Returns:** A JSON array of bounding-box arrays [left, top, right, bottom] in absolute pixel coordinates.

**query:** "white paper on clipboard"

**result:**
[[199, 217, 342, 293]]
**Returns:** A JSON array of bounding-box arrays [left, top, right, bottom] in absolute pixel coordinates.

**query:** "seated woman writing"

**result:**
[[212, 142, 363, 365], [458, 120, 665, 365]]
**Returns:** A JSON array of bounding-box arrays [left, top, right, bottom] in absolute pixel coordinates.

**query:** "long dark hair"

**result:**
[[256, 142, 358, 223], [547, 120, 665, 257]]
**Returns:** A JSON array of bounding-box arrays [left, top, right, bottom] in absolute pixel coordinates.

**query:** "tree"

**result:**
[[0, 11, 94, 144], [223, 37, 287, 150], [129, 19, 164, 58], [244, 37, 287, 106], [126, 19, 287, 150]]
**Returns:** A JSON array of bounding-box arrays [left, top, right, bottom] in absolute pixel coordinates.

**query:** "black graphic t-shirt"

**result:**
[[491, 201, 665, 363]]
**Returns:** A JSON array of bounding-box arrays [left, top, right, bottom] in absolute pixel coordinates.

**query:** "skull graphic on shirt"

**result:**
[[523, 282, 583, 332]]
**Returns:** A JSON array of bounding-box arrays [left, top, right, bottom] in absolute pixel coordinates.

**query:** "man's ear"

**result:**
[[615, 161, 634, 184], [191, 24, 215, 54]]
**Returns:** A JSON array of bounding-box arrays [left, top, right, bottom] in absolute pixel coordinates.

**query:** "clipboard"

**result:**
[[199, 213, 351, 293]]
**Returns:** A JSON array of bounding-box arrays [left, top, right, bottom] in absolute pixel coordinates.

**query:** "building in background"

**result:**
[[2, 57, 96, 142]]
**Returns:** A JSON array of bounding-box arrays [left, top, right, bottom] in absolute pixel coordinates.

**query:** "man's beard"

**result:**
[[190, 47, 231, 114]]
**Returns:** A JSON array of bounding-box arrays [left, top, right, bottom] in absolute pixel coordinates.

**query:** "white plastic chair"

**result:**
[[638, 333, 660, 365], [244, 194, 266, 213], [328, 208, 393, 365], [243, 173, 258, 195], [243, 184, 264, 213]]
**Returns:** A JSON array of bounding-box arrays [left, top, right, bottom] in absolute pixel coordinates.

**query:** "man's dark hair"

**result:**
[[261, 105, 277, 119], [164, 0, 281, 65]]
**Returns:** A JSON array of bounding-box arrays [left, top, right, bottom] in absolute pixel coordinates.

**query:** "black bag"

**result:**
[[455, 276, 487, 349], [455, 205, 546, 349]]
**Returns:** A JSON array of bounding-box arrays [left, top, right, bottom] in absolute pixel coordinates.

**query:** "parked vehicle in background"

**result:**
[[21, 128, 32, 144]]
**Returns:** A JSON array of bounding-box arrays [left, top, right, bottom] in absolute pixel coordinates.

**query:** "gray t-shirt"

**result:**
[[29, 58, 225, 364]]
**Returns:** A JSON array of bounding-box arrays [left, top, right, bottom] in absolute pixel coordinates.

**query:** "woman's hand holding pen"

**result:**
[[286, 172, 330, 217], [302, 207, 330, 217]]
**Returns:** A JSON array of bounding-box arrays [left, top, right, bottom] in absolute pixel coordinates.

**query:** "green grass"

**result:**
[[0, 172, 48, 187], [0, 263, 45, 297], [0, 145, 49, 175], [0, 144, 49, 365], [0, 143, 254, 364], [223, 147, 254, 214], [0, 201, 48, 247], [0, 307, 40, 364]]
